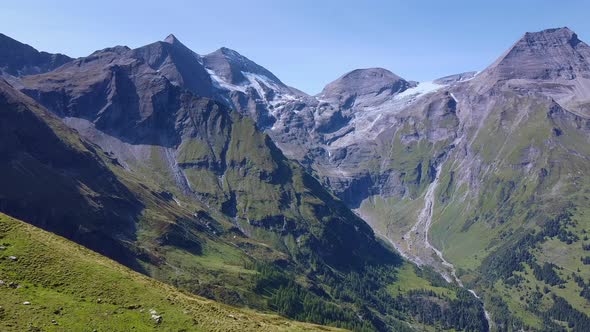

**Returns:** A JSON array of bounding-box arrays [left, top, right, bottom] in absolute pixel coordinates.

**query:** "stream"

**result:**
[[399, 134, 493, 330]]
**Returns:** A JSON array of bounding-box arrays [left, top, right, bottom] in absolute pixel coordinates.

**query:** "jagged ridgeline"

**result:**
[[0, 33, 488, 331]]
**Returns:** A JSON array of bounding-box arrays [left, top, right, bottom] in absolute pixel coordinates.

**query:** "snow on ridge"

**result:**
[[242, 71, 299, 112], [206, 68, 246, 92], [205, 67, 301, 126], [205, 67, 296, 103], [394, 81, 446, 100]]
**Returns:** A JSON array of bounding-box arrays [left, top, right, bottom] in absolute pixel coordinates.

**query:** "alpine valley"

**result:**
[[0, 26, 589, 332]]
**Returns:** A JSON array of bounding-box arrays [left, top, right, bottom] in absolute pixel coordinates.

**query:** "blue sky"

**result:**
[[1, 0, 589, 94]]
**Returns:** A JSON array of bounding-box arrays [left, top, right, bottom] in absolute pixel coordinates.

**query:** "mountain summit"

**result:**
[[482, 27, 590, 80], [320, 67, 414, 100], [163, 33, 180, 44], [203, 47, 287, 87], [131, 34, 214, 97]]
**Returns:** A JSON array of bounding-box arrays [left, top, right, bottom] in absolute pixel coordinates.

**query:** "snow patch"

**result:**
[[205, 68, 246, 92], [394, 81, 445, 100]]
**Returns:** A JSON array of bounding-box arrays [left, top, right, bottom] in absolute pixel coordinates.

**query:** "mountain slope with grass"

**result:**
[[0, 212, 338, 332]]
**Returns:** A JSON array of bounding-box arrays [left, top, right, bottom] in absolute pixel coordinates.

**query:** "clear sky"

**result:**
[[1, 0, 589, 94]]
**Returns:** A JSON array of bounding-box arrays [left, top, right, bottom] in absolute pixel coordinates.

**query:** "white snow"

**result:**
[[459, 71, 480, 82], [242, 72, 269, 101], [394, 81, 445, 100], [205, 68, 246, 92], [205, 68, 298, 108]]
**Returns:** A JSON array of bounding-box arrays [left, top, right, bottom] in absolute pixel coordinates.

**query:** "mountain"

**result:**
[[194, 27, 590, 330], [0, 33, 71, 76], [17, 40, 390, 272], [0, 78, 145, 269], [476, 27, 590, 117], [6, 26, 590, 330], [0, 212, 337, 331], [0, 35, 489, 331], [252, 27, 590, 330], [202, 47, 306, 128], [132, 33, 215, 98], [319, 68, 415, 101], [481, 27, 590, 81], [203, 47, 286, 87]]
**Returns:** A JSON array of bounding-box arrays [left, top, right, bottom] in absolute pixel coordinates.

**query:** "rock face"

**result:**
[[0, 33, 71, 76], [482, 27, 590, 81], [475, 27, 590, 117], [21, 45, 189, 141], [132, 34, 214, 98]]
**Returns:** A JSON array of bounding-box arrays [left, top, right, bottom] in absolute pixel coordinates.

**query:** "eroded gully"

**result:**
[[399, 133, 492, 329]]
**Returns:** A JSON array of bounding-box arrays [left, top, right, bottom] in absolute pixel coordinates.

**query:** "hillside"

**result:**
[[0, 212, 339, 331]]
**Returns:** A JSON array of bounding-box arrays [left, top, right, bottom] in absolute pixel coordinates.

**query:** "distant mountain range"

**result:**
[[1, 27, 590, 331]]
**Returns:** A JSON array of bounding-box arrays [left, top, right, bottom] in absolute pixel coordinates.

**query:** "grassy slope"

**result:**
[[356, 90, 590, 328], [0, 213, 338, 332], [429, 94, 590, 328]]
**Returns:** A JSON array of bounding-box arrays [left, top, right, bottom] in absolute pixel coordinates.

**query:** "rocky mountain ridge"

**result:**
[[0, 33, 71, 76]]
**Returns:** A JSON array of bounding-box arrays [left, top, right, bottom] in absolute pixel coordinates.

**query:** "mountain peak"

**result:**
[[320, 67, 413, 99], [128, 34, 214, 98], [520, 27, 580, 48], [480, 27, 590, 81], [163, 33, 180, 44], [216, 46, 242, 58], [341, 67, 404, 82], [203, 47, 285, 86]]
